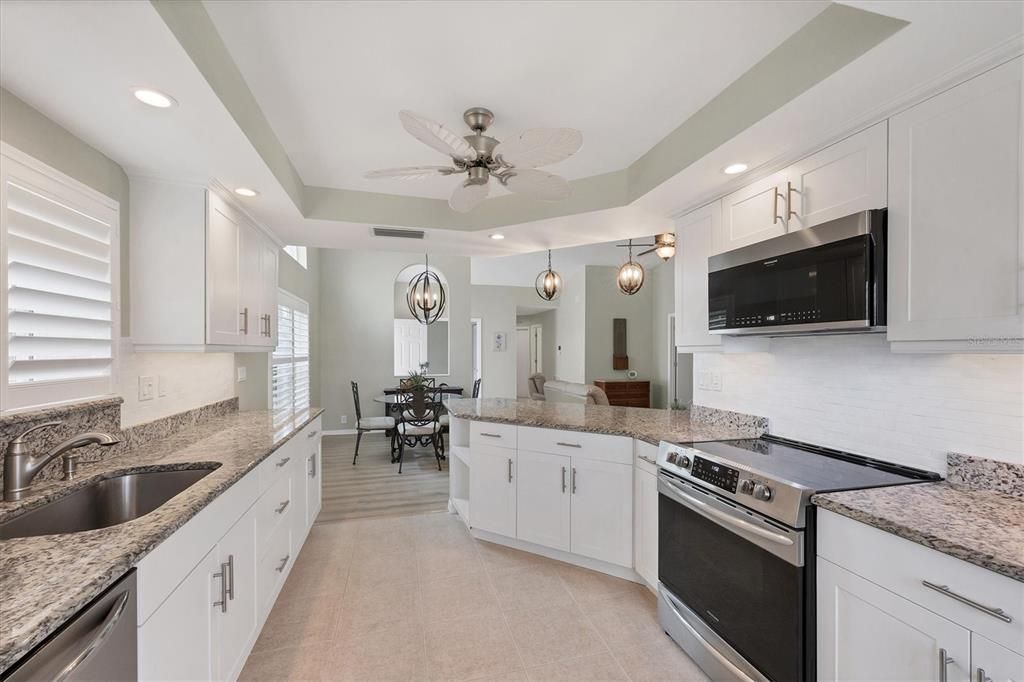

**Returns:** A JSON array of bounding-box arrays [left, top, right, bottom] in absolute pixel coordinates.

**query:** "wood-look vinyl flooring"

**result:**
[[316, 433, 449, 524]]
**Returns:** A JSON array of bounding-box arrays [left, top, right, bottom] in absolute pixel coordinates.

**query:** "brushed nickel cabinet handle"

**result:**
[[275, 554, 290, 573], [571, 467, 577, 494], [480, 432, 502, 438], [276, 456, 291, 468], [239, 307, 249, 335], [309, 455, 317, 478], [921, 581, 1013, 623], [561, 466, 567, 493], [772, 188, 782, 225], [638, 455, 657, 465], [976, 667, 991, 682], [213, 562, 229, 613], [275, 500, 289, 514], [786, 181, 798, 219], [225, 554, 235, 600], [507, 458, 513, 483], [307, 430, 319, 438], [938, 648, 954, 682], [556, 441, 581, 448]]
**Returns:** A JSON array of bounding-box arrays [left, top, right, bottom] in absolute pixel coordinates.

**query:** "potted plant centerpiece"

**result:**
[[402, 362, 432, 415]]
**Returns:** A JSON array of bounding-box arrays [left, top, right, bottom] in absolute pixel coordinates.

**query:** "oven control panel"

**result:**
[[691, 456, 739, 493]]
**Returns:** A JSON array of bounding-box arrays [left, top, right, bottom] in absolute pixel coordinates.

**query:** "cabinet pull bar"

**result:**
[[786, 181, 798, 219], [507, 458, 513, 483], [938, 648, 954, 682], [307, 430, 319, 438], [921, 581, 1013, 623], [975, 667, 990, 682], [276, 456, 291, 468], [275, 500, 290, 514], [309, 455, 317, 478], [480, 432, 502, 438], [571, 467, 577, 494], [213, 563, 229, 613], [239, 307, 249, 335], [275, 554, 290, 573], [225, 554, 235, 600], [556, 442, 582, 448], [638, 455, 657, 465], [561, 466, 567, 493], [772, 189, 782, 225]]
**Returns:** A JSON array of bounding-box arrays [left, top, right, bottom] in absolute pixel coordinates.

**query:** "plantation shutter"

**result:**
[[2, 151, 118, 411], [271, 290, 309, 413]]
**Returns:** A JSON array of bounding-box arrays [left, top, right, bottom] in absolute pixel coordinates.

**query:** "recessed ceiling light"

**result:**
[[132, 88, 177, 109], [234, 187, 259, 198], [723, 163, 748, 175], [490, 233, 505, 240]]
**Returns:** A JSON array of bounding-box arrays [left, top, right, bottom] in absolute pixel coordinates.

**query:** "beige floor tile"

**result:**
[[347, 547, 417, 589], [612, 639, 710, 681], [584, 591, 664, 652], [308, 520, 360, 546], [322, 619, 429, 681], [416, 542, 485, 583], [489, 564, 575, 613], [354, 526, 418, 555], [476, 540, 557, 573], [260, 587, 344, 634], [556, 565, 648, 605], [423, 611, 524, 681], [418, 571, 499, 623], [336, 580, 419, 639], [239, 643, 329, 681], [281, 550, 353, 600], [415, 522, 478, 551], [503, 602, 608, 668], [467, 671, 530, 682], [525, 653, 627, 681]]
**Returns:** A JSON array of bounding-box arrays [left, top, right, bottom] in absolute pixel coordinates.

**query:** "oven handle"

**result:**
[[659, 476, 794, 546]]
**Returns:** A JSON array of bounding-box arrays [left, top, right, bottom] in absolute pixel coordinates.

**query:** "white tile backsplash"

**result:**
[[693, 335, 1024, 473]]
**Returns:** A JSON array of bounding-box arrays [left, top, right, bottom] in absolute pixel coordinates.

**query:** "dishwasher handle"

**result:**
[[53, 590, 130, 682]]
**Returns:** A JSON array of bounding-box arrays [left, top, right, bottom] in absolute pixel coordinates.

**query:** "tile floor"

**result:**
[[240, 511, 710, 681]]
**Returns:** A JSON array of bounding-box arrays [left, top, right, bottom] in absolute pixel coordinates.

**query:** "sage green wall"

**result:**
[[516, 311, 557, 383], [318, 249, 471, 430], [584, 265, 655, 385], [650, 260, 675, 408], [550, 267, 587, 384]]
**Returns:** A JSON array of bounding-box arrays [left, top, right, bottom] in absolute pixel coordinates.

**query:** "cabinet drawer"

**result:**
[[257, 521, 292, 616], [470, 421, 517, 449], [255, 474, 292, 557], [818, 509, 1023, 654], [518, 426, 632, 464], [259, 442, 297, 494]]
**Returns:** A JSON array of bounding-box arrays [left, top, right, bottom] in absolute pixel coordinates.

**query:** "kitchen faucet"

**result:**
[[3, 421, 120, 501]]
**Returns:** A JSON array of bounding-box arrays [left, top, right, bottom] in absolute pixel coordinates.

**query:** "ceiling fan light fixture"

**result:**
[[406, 254, 447, 325], [654, 232, 676, 260], [617, 240, 645, 296], [535, 250, 562, 301]]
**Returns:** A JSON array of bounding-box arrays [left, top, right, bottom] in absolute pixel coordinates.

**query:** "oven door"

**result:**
[[658, 472, 805, 682]]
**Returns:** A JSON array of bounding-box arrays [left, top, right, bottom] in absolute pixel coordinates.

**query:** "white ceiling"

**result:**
[[204, 0, 829, 199]]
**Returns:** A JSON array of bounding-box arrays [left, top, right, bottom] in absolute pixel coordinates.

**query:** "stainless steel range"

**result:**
[[656, 436, 939, 682]]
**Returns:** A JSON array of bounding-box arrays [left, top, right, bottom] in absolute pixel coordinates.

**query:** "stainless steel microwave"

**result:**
[[708, 210, 886, 336]]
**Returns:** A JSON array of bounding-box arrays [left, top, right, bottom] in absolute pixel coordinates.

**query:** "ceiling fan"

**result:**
[[364, 107, 583, 213]]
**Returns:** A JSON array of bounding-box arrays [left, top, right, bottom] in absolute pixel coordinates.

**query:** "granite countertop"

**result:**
[[0, 407, 323, 673], [813, 482, 1024, 582], [444, 398, 767, 445]]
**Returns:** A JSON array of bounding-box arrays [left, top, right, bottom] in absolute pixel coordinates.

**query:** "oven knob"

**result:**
[[739, 479, 755, 495], [678, 455, 691, 469], [667, 452, 679, 465], [752, 483, 773, 501]]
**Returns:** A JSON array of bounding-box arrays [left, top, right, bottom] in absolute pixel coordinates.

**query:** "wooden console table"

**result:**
[[594, 380, 650, 408]]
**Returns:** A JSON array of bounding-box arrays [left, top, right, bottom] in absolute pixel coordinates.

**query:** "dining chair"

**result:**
[[394, 388, 443, 474], [351, 381, 396, 466], [472, 378, 482, 398]]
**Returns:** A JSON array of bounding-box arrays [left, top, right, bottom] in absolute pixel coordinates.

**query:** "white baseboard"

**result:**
[[322, 428, 358, 436]]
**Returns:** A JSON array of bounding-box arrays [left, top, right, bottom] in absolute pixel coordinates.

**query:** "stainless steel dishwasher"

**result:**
[[3, 570, 136, 681]]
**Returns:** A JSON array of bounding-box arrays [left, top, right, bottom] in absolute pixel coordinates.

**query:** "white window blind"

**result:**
[[272, 290, 309, 413], [1, 149, 118, 411]]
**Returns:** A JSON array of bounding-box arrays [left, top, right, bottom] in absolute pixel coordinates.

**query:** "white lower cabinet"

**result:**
[[973, 633, 1024, 682], [470, 444, 517, 537], [569, 457, 633, 567], [215, 513, 257, 681], [304, 448, 322, 529], [633, 455, 658, 590], [818, 557, 971, 682], [516, 449, 571, 552]]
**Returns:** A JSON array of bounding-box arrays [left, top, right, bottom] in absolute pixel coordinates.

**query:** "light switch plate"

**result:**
[[158, 376, 168, 397], [237, 366, 247, 382], [138, 376, 155, 401], [340, 415, 347, 425], [710, 370, 723, 392]]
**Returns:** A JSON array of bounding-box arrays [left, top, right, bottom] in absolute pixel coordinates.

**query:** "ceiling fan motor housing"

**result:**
[[463, 107, 495, 133]]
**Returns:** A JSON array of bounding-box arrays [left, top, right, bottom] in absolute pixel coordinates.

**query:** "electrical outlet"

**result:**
[[138, 376, 155, 401], [340, 415, 348, 425], [237, 366, 247, 382], [710, 370, 723, 392], [696, 370, 710, 390], [158, 376, 168, 397]]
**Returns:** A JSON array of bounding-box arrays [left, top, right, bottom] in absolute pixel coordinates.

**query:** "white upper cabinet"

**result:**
[[887, 57, 1023, 350], [131, 178, 279, 351], [675, 202, 723, 351], [712, 122, 887, 255]]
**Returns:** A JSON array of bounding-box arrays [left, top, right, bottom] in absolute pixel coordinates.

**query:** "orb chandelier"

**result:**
[[535, 249, 562, 301], [406, 254, 446, 325], [616, 240, 645, 296]]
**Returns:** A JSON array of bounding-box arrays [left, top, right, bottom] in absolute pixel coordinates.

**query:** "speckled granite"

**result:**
[[813, 482, 1024, 582], [947, 452, 1024, 498], [444, 398, 767, 445], [0, 406, 323, 673]]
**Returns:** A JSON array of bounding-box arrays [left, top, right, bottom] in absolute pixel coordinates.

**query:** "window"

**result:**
[[283, 245, 307, 268], [272, 290, 309, 412], [1, 146, 119, 411]]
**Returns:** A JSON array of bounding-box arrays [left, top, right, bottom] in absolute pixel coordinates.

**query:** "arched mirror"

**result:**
[[394, 263, 450, 376]]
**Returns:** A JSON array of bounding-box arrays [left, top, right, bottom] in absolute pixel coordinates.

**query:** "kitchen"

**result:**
[[0, 1, 1022, 681]]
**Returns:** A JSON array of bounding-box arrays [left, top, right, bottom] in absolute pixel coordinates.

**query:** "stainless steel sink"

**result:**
[[0, 467, 218, 540]]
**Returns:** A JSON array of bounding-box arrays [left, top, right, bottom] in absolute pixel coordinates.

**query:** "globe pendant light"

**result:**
[[406, 253, 446, 324], [617, 240, 645, 295], [535, 249, 562, 301]]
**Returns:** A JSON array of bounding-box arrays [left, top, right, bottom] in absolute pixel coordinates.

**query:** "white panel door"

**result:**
[[715, 172, 787, 254], [206, 192, 242, 345], [633, 465, 658, 589], [516, 449, 570, 552], [138, 548, 218, 681], [786, 121, 887, 231], [888, 57, 1023, 343], [469, 445, 516, 537], [569, 458, 633, 567], [818, 558, 971, 682], [973, 633, 1024, 682], [675, 201, 723, 351], [215, 511, 256, 682], [394, 319, 427, 375]]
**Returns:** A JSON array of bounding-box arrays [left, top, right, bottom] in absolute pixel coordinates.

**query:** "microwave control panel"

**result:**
[[691, 456, 740, 493]]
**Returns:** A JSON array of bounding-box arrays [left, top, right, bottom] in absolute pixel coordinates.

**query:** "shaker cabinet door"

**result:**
[[716, 172, 787, 255], [470, 445, 517, 537], [206, 192, 243, 346], [516, 449, 571, 552], [675, 202, 723, 351]]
